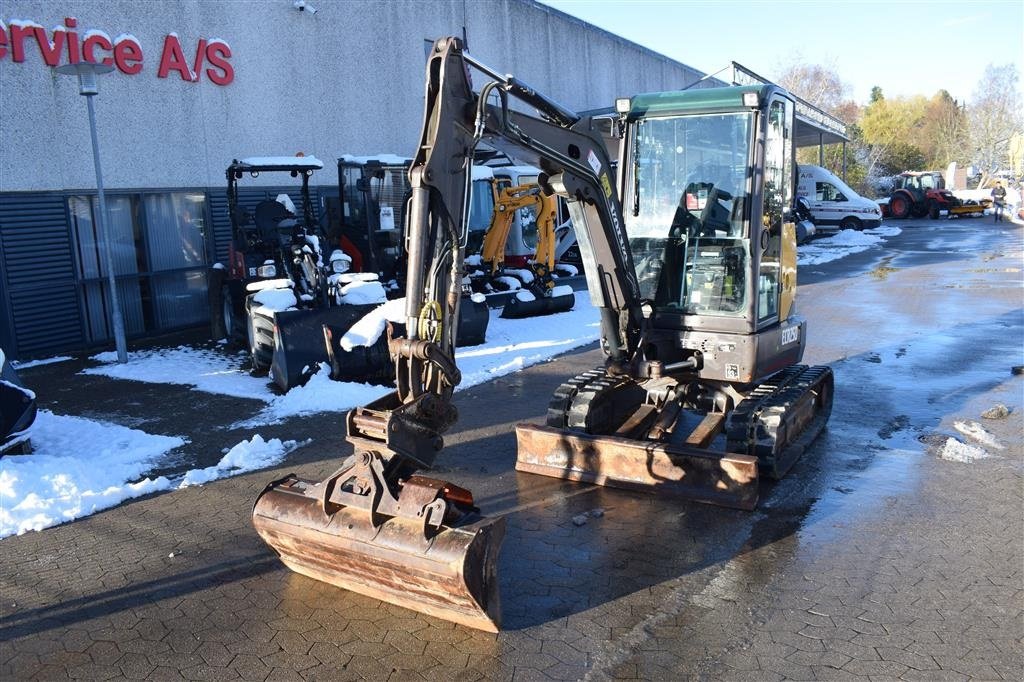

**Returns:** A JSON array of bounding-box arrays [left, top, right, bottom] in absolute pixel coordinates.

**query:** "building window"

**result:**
[[68, 191, 210, 343]]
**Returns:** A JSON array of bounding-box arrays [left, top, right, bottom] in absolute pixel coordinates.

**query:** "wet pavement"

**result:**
[[2, 216, 1022, 680]]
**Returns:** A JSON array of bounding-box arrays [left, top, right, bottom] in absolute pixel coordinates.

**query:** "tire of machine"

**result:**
[[248, 306, 275, 376], [222, 284, 245, 345], [208, 266, 226, 341]]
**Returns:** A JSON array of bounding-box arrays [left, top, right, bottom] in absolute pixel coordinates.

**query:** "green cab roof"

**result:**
[[627, 84, 781, 120]]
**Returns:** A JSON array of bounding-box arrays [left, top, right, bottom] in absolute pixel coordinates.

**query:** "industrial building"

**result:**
[[0, 0, 714, 358]]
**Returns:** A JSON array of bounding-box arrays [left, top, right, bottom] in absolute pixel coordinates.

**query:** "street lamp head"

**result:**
[[55, 61, 115, 96]]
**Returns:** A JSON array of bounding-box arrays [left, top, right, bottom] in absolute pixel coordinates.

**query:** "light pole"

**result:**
[[55, 61, 128, 363]]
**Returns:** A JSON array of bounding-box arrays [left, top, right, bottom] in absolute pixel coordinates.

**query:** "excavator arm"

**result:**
[[480, 184, 554, 277], [252, 36, 651, 633], [417, 37, 644, 365]]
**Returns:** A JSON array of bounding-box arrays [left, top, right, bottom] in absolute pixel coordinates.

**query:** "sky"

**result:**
[[540, 0, 1024, 105]]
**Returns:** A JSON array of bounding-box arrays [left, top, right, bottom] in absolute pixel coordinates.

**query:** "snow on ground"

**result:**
[[937, 437, 992, 463], [178, 435, 307, 487], [798, 225, 901, 266], [0, 411, 185, 537], [84, 292, 602, 427], [84, 346, 266, 400], [455, 292, 600, 386], [953, 420, 1005, 450], [234, 365, 390, 427], [10, 356, 73, 370], [0, 411, 303, 538]]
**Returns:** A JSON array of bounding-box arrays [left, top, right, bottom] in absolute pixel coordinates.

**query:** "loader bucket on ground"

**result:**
[[270, 304, 385, 391], [457, 296, 490, 346], [253, 474, 506, 632], [514, 423, 759, 510], [500, 291, 575, 319]]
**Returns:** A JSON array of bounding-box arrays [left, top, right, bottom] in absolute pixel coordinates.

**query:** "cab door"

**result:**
[[757, 95, 795, 327]]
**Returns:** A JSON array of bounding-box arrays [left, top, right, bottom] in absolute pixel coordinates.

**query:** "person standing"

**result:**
[[991, 181, 1007, 222]]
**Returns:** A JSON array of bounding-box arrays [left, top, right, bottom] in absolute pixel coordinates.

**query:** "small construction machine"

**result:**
[[219, 156, 396, 390], [887, 170, 990, 219], [333, 154, 414, 286], [476, 183, 576, 317], [253, 37, 833, 632]]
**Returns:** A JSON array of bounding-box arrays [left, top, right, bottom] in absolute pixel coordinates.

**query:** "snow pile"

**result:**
[[336, 279, 387, 305], [515, 290, 537, 302], [246, 278, 291, 292], [550, 285, 574, 297], [956, 187, 1020, 207], [10, 356, 73, 370], [495, 276, 522, 290], [953, 420, 1005, 450], [554, 264, 579, 276], [236, 364, 390, 427], [339, 297, 405, 351], [86, 292, 601, 425], [506, 268, 535, 284], [937, 437, 992, 463], [240, 155, 324, 169], [84, 346, 267, 400], [0, 411, 310, 536], [799, 226, 901, 266], [252, 287, 296, 311], [178, 435, 304, 487], [455, 292, 600, 386], [0, 411, 185, 537]]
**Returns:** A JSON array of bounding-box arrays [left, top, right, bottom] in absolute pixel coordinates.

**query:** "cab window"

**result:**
[[816, 182, 846, 202]]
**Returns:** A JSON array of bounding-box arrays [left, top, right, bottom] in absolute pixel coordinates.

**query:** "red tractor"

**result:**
[[887, 171, 990, 219]]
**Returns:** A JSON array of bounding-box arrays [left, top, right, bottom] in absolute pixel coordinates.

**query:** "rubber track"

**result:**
[[545, 369, 606, 429], [726, 364, 834, 477]]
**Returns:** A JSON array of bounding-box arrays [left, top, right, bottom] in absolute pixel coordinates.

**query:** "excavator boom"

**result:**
[[253, 37, 510, 632]]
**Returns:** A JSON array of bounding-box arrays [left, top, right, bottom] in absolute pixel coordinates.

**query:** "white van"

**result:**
[[796, 165, 882, 231]]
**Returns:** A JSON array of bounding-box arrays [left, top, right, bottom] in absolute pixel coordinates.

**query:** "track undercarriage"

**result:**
[[516, 364, 834, 509]]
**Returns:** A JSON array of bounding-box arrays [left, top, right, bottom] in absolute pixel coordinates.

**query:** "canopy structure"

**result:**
[[728, 62, 850, 172]]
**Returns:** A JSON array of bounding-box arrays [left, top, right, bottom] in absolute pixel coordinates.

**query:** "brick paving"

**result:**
[[2, 220, 1022, 680]]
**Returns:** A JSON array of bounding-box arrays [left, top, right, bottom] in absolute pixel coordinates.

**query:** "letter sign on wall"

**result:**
[[0, 16, 234, 85]]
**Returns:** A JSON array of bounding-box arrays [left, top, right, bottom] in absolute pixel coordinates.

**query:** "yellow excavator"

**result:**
[[478, 183, 575, 317], [252, 37, 833, 632]]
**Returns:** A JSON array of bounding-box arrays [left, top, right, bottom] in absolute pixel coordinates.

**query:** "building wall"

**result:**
[[0, 0, 708, 357], [1, 0, 704, 193]]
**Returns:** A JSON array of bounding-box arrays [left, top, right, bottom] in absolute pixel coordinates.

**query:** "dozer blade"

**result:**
[[253, 475, 505, 632], [515, 423, 759, 510], [500, 292, 575, 319]]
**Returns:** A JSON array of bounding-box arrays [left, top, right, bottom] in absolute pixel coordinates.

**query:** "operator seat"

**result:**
[[253, 200, 294, 243]]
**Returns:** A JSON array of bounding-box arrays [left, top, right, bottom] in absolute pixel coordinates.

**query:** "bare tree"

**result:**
[[776, 60, 850, 110], [968, 64, 1023, 186]]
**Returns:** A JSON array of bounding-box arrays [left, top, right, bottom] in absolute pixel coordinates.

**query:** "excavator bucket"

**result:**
[[515, 424, 759, 510], [500, 290, 575, 319], [253, 473, 506, 632]]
